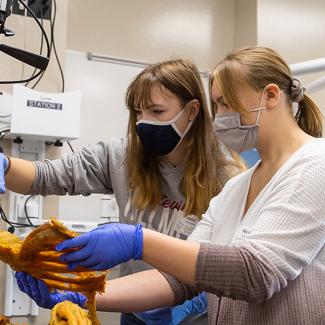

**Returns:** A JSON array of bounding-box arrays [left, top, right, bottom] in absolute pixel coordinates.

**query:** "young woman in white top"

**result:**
[[15, 46, 325, 325]]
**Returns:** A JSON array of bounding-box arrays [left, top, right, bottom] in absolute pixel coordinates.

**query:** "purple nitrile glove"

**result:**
[[0, 153, 9, 194], [15, 272, 87, 309], [56, 223, 143, 271]]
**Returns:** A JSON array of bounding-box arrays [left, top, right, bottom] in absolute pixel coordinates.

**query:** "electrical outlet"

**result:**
[[27, 0, 52, 20], [12, 0, 26, 16]]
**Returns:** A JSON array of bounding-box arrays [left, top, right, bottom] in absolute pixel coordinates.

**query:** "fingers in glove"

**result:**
[[15, 273, 28, 294], [67, 256, 102, 270], [56, 233, 89, 252], [17, 272, 33, 297], [27, 275, 41, 299], [60, 244, 93, 264], [37, 278, 51, 303]]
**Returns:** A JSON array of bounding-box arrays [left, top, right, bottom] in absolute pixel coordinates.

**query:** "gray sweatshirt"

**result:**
[[30, 137, 229, 277]]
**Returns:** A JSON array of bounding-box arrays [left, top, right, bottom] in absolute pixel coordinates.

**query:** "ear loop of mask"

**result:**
[[167, 102, 195, 152], [171, 103, 194, 143], [248, 88, 268, 125]]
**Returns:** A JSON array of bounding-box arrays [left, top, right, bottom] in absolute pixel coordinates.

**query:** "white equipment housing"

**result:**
[[10, 84, 81, 142], [1, 85, 81, 317]]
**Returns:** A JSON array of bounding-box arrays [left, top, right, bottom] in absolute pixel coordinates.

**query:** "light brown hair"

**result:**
[[211, 46, 323, 137], [125, 59, 242, 217]]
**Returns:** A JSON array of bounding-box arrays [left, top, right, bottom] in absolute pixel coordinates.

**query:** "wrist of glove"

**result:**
[[0, 153, 9, 194], [137, 293, 207, 325], [15, 272, 87, 309], [56, 223, 143, 271], [136, 308, 172, 325], [171, 292, 207, 324]]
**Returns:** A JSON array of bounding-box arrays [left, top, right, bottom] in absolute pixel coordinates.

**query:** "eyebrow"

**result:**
[[147, 104, 166, 109], [213, 95, 225, 105], [133, 104, 166, 111]]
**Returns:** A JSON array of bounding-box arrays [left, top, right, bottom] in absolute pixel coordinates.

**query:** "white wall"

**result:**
[[257, 0, 325, 115], [234, 0, 257, 48], [67, 0, 235, 70]]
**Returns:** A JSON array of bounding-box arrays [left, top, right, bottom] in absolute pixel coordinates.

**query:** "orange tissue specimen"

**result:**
[[0, 218, 107, 325]]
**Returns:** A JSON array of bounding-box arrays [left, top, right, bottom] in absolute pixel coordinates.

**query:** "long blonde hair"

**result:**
[[125, 59, 241, 217], [212, 46, 323, 137]]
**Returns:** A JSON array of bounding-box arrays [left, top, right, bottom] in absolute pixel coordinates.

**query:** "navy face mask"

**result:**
[[136, 108, 193, 156]]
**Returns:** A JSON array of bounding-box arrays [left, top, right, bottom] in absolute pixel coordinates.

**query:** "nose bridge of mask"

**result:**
[[214, 112, 242, 130], [136, 106, 189, 137], [136, 106, 185, 126]]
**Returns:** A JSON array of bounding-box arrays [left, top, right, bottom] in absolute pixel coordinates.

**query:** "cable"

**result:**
[[18, 0, 50, 58], [20, 5, 27, 80], [67, 141, 75, 153], [31, 0, 56, 89], [30, 1, 52, 88], [32, 0, 64, 92], [0, 128, 10, 139], [0, 0, 50, 84], [23, 195, 37, 228], [0, 204, 36, 229], [25, 3, 45, 87], [50, 0, 65, 93]]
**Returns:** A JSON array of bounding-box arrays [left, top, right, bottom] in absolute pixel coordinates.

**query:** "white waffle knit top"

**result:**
[[165, 138, 325, 324]]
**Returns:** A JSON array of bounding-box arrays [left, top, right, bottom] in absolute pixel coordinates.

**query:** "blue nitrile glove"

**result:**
[[56, 223, 143, 271], [15, 272, 87, 309], [136, 292, 207, 325], [0, 153, 9, 194], [171, 292, 207, 324], [136, 307, 171, 325]]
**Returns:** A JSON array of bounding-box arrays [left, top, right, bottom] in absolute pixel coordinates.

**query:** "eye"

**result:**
[[153, 109, 164, 114], [221, 101, 228, 108], [217, 99, 229, 109]]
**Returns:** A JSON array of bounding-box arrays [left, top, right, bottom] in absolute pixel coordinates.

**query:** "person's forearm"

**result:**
[[142, 229, 200, 285], [96, 270, 175, 312], [5, 157, 36, 194]]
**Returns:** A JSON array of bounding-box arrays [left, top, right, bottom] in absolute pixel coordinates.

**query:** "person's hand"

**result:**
[[0, 153, 9, 194], [15, 272, 87, 309], [56, 223, 143, 271], [136, 293, 207, 325]]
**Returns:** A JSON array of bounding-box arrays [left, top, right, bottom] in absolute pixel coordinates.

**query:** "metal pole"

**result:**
[[87, 52, 209, 78], [290, 57, 325, 76], [306, 75, 325, 94]]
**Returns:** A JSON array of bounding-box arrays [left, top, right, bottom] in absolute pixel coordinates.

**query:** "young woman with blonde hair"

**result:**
[[1, 59, 242, 324]]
